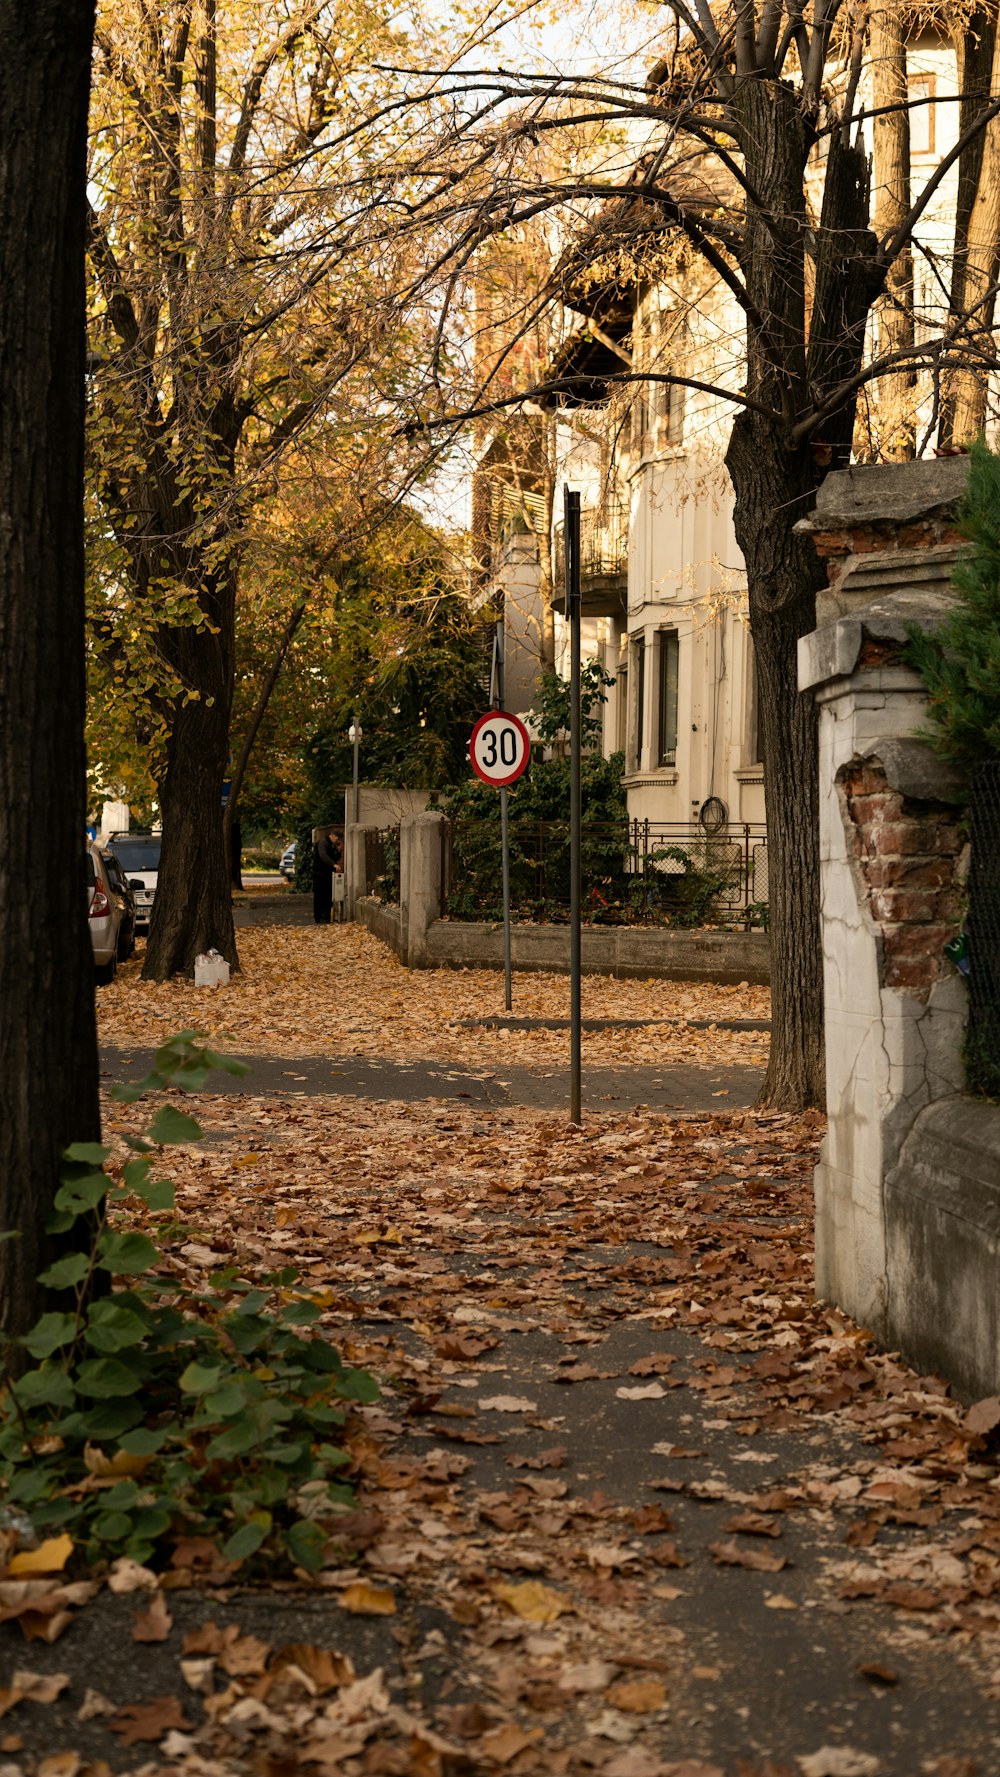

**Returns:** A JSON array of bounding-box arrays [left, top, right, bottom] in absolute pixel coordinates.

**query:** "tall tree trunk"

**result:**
[[143, 559, 238, 977], [727, 420, 827, 1108], [941, 15, 1000, 446], [726, 77, 826, 1108], [938, 4, 996, 448], [870, 0, 915, 459], [0, 0, 100, 1341]]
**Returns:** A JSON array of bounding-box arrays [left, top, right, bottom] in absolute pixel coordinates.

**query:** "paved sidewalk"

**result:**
[[100, 1045, 765, 1112]]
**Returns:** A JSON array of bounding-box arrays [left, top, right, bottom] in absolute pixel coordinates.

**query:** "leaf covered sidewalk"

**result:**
[[4, 931, 1000, 1776]]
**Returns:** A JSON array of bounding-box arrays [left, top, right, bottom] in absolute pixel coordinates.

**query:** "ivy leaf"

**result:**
[[19, 1311, 78, 1358], [223, 1516, 271, 1562], [12, 1365, 76, 1409], [335, 1367, 379, 1404], [85, 1302, 149, 1352], [37, 1252, 91, 1289], [97, 1231, 159, 1275], [63, 1141, 111, 1165], [285, 1519, 326, 1574], [75, 1357, 143, 1398], [179, 1361, 224, 1395], [54, 1171, 109, 1215], [148, 1104, 203, 1145]]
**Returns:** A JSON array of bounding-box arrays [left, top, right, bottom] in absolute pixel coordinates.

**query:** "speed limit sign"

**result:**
[[469, 709, 531, 787]]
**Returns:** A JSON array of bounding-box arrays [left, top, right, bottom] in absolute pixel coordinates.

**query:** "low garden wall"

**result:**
[[355, 895, 769, 982]]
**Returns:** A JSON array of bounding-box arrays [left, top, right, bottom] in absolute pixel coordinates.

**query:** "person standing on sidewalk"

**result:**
[[312, 825, 344, 924]]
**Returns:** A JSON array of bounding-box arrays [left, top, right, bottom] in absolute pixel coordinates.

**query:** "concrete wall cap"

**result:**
[[794, 457, 970, 533], [864, 738, 966, 804], [800, 590, 957, 690]]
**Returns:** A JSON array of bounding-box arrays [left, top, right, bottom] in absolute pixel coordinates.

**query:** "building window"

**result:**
[[616, 656, 628, 757], [657, 630, 679, 766], [909, 74, 936, 157], [632, 637, 646, 769]]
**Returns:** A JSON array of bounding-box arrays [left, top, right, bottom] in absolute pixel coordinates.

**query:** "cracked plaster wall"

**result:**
[[808, 660, 966, 1341]]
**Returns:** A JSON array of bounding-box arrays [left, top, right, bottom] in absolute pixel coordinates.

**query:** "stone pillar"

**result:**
[[344, 824, 369, 921], [400, 812, 446, 967], [799, 592, 966, 1340]]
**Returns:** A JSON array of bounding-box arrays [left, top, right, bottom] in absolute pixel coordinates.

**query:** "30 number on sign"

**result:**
[[469, 710, 531, 787]]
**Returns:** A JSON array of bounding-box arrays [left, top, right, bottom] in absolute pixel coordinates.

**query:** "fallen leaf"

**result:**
[[83, 1445, 150, 1480], [111, 1696, 193, 1747], [616, 1383, 667, 1401], [36, 1754, 81, 1777], [479, 1395, 538, 1413], [478, 1723, 540, 1763], [339, 1582, 397, 1616], [709, 1539, 787, 1573], [490, 1579, 573, 1624], [0, 1671, 70, 1718], [797, 1751, 880, 1777], [6, 1537, 72, 1578], [77, 1690, 116, 1721], [764, 1594, 799, 1610], [218, 1631, 271, 1675], [965, 1396, 1000, 1437], [132, 1592, 172, 1643], [270, 1643, 356, 1693], [606, 1678, 667, 1713], [107, 1559, 158, 1595], [856, 1664, 898, 1687]]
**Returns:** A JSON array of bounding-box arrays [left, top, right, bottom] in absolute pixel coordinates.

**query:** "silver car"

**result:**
[[87, 844, 123, 985], [106, 833, 161, 933]]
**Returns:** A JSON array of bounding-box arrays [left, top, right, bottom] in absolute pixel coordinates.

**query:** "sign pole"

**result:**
[[565, 486, 582, 1125], [496, 620, 513, 1011]]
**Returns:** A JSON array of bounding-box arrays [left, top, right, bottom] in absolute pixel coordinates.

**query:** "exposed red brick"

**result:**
[[864, 857, 953, 891], [811, 530, 850, 554], [898, 523, 933, 548], [881, 922, 959, 960], [884, 956, 940, 991], [870, 819, 939, 857], [849, 792, 903, 827], [871, 889, 941, 924]]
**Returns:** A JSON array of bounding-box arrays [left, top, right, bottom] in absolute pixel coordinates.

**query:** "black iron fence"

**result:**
[[967, 763, 1000, 1097], [364, 826, 400, 904], [444, 818, 768, 929]]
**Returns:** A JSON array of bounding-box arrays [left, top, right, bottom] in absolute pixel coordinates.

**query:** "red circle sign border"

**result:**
[[469, 709, 532, 787]]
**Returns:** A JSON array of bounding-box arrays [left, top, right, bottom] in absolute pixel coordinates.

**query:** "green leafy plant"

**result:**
[[528, 663, 615, 748], [0, 1034, 376, 1574], [905, 438, 1000, 772]]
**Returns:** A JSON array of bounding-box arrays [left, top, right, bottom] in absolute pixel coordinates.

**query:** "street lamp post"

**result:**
[[348, 717, 362, 827]]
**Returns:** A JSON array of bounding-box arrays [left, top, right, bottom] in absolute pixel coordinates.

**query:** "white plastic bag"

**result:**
[[194, 948, 230, 988]]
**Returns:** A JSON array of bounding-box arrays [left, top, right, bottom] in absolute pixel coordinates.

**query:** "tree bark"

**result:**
[[870, 1, 915, 459], [941, 14, 1000, 446], [727, 418, 827, 1108], [143, 556, 239, 977], [938, 4, 996, 448], [0, 0, 101, 1341], [725, 77, 827, 1108]]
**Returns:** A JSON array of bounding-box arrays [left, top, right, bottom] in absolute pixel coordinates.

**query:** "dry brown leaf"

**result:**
[[5, 1536, 73, 1577], [111, 1695, 193, 1747], [339, 1582, 397, 1616], [490, 1579, 573, 1624], [218, 1631, 271, 1675], [709, 1539, 787, 1573], [477, 1723, 540, 1763], [131, 1591, 172, 1643], [606, 1677, 667, 1713], [270, 1643, 356, 1693], [83, 1444, 150, 1480]]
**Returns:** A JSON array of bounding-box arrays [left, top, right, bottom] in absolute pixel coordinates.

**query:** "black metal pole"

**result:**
[[566, 487, 582, 1125], [496, 619, 513, 1012]]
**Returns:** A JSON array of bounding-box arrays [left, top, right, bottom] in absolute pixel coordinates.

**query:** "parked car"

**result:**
[[279, 841, 297, 879], [105, 833, 161, 933], [87, 845, 123, 985], [102, 850, 137, 962]]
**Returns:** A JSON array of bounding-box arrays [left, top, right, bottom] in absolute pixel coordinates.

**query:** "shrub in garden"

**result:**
[[0, 1034, 376, 1574]]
